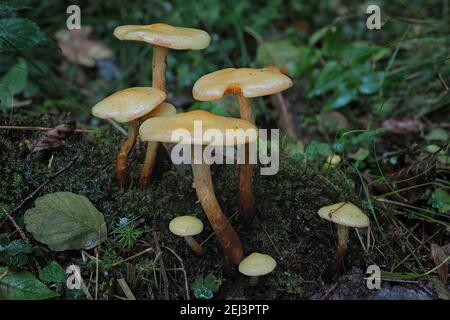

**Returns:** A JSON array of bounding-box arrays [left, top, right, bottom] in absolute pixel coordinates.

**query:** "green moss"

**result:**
[[0, 116, 379, 299]]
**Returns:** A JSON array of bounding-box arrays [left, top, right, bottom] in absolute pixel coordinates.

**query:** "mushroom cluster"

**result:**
[[89, 22, 371, 285]]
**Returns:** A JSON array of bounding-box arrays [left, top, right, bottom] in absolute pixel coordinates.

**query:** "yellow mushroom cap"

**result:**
[[193, 67, 293, 101], [113, 23, 211, 50], [318, 202, 370, 228], [169, 215, 203, 237], [91, 87, 166, 123], [238, 253, 277, 277], [139, 110, 258, 146], [140, 102, 177, 122]]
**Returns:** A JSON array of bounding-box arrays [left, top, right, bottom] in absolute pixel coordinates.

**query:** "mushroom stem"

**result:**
[[139, 141, 159, 189], [152, 45, 169, 92], [191, 162, 244, 266], [236, 95, 255, 221], [249, 276, 259, 286], [184, 236, 205, 256], [116, 120, 139, 189], [323, 225, 349, 282]]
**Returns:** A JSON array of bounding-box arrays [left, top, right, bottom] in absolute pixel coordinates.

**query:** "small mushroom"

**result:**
[[324, 154, 341, 169], [91, 87, 166, 188], [113, 23, 210, 92], [169, 215, 205, 256], [138, 102, 176, 189], [238, 252, 276, 286], [318, 202, 370, 282], [140, 110, 257, 266], [193, 67, 293, 221]]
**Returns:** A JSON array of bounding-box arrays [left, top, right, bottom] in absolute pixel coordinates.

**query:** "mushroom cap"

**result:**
[[193, 67, 293, 101], [169, 215, 203, 237], [91, 87, 166, 123], [140, 102, 177, 122], [139, 110, 258, 146], [238, 252, 277, 277], [113, 23, 211, 50], [326, 154, 342, 165], [318, 202, 370, 228]]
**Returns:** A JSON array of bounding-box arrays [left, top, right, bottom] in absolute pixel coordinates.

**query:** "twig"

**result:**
[[152, 231, 170, 300], [274, 92, 297, 139], [0, 155, 79, 226], [95, 246, 99, 300], [107, 119, 128, 137], [117, 278, 136, 300], [321, 282, 338, 299], [0, 125, 93, 133], [109, 247, 154, 267], [163, 246, 190, 300], [437, 73, 450, 94]]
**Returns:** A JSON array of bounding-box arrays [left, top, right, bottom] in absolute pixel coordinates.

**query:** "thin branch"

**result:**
[[0, 125, 93, 133], [0, 155, 79, 225], [437, 73, 450, 94], [107, 119, 128, 137], [152, 231, 170, 300]]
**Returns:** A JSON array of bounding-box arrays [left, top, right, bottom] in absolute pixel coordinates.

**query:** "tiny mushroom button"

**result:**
[[238, 252, 277, 286], [193, 67, 293, 221], [114, 23, 210, 93], [318, 202, 370, 282], [169, 215, 204, 256], [140, 110, 258, 266], [91, 87, 166, 188]]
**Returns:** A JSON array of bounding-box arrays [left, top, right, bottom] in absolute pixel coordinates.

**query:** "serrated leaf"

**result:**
[[0, 267, 59, 300], [39, 261, 66, 284], [24, 192, 108, 251], [0, 18, 47, 52]]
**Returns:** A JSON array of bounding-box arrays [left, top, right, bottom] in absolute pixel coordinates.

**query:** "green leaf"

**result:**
[[324, 84, 357, 110], [256, 40, 302, 75], [349, 148, 370, 161], [305, 142, 332, 161], [194, 288, 213, 300], [430, 189, 450, 214], [425, 128, 448, 142], [24, 192, 108, 251], [0, 58, 28, 108], [39, 261, 66, 284], [0, 18, 47, 52], [0, 267, 59, 300], [359, 71, 384, 95]]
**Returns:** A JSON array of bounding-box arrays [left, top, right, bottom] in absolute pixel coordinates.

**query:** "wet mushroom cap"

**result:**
[[140, 102, 177, 121], [193, 67, 293, 101], [169, 215, 204, 237], [91, 87, 166, 123], [238, 253, 277, 277], [318, 202, 370, 228], [113, 23, 211, 50], [139, 110, 258, 146]]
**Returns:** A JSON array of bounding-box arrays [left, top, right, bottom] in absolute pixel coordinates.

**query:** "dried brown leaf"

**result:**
[[431, 243, 448, 285], [382, 118, 423, 134], [29, 121, 76, 153]]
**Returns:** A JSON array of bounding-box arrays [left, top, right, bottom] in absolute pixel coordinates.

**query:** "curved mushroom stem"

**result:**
[[139, 141, 159, 189], [249, 276, 259, 286], [323, 225, 349, 282], [236, 95, 255, 221], [184, 236, 205, 256], [116, 120, 139, 189], [191, 162, 244, 266], [152, 45, 169, 92]]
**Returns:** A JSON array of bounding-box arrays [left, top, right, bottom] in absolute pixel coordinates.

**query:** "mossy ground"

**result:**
[[1, 114, 386, 300]]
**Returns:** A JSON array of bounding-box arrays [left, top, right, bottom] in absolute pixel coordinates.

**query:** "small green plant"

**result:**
[[115, 219, 143, 249], [0, 239, 33, 268], [192, 274, 221, 300]]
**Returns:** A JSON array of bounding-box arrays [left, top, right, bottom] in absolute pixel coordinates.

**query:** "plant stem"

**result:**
[[184, 236, 205, 256], [249, 276, 259, 286], [236, 95, 255, 221], [191, 162, 244, 266], [323, 225, 349, 282], [116, 120, 139, 189], [152, 45, 169, 92], [139, 141, 159, 189]]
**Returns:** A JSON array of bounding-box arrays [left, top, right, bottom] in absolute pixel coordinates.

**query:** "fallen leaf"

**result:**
[[29, 121, 76, 153], [382, 118, 423, 134], [55, 26, 113, 67], [24, 192, 107, 251], [431, 243, 448, 285]]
